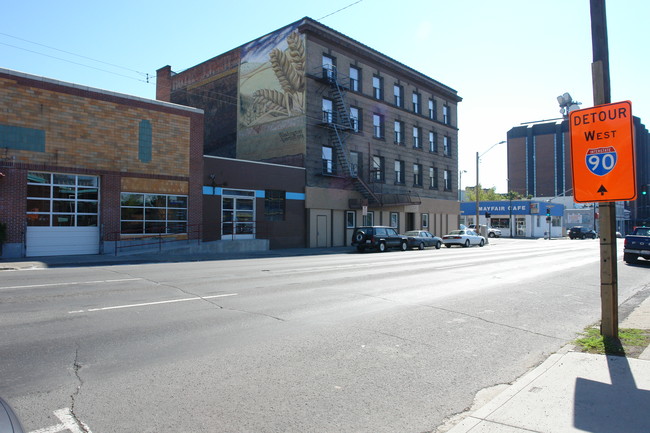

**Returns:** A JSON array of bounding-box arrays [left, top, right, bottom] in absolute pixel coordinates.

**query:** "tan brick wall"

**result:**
[[0, 77, 191, 176]]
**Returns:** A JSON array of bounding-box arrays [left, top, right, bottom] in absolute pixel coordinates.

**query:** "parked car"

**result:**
[[468, 224, 501, 238], [403, 230, 442, 250], [0, 397, 25, 433], [442, 229, 486, 248], [623, 226, 650, 264], [351, 226, 408, 253], [568, 226, 598, 239]]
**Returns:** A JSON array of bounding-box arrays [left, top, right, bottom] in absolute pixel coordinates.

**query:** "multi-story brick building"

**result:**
[[0, 68, 204, 258], [157, 17, 462, 247], [506, 116, 649, 232]]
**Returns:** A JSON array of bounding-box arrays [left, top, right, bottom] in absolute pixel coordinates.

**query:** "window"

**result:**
[[372, 155, 384, 182], [413, 163, 423, 186], [394, 84, 403, 107], [428, 99, 436, 120], [322, 98, 333, 123], [264, 190, 285, 221], [120, 192, 188, 234], [413, 92, 421, 114], [27, 172, 100, 227], [350, 106, 361, 132], [429, 131, 437, 153], [349, 66, 360, 92], [491, 218, 510, 229], [373, 113, 384, 138], [444, 169, 452, 190], [413, 126, 421, 149], [394, 160, 405, 184], [443, 104, 450, 125], [372, 75, 383, 100], [421, 213, 429, 228], [322, 146, 334, 174], [322, 54, 336, 80], [363, 211, 374, 226], [350, 150, 362, 178], [390, 212, 399, 228], [444, 136, 451, 156], [346, 210, 356, 228], [429, 167, 438, 189], [394, 120, 404, 145]]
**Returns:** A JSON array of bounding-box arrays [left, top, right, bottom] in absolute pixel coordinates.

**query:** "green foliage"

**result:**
[[574, 327, 650, 357]]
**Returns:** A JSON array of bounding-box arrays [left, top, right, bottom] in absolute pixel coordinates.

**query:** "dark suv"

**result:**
[[351, 226, 408, 253], [568, 226, 598, 239]]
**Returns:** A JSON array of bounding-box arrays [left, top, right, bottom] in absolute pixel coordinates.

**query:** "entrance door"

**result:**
[[516, 216, 526, 237], [317, 215, 328, 247], [406, 212, 415, 231], [222, 190, 255, 240]]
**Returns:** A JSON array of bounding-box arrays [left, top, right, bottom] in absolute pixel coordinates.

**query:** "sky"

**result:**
[[2, 0, 648, 193]]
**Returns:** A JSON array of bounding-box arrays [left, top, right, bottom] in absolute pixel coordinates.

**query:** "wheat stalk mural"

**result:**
[[244, 30, 305, 126]]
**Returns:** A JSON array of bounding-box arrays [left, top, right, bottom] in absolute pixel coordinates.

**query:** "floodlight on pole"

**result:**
[[476, 140, 506, 235]]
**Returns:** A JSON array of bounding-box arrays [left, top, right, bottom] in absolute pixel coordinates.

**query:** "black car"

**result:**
[[351, 226, 408, 252], [568, 226, 598, 239]]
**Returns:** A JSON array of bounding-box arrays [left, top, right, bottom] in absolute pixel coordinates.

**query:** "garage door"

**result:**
[[25, 172, 100, 257]]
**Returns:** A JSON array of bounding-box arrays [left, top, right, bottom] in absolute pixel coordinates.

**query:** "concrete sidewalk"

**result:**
[[446, 295, 650, 433]]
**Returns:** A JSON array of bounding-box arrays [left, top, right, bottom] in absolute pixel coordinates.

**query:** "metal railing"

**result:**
[[109, 224, 201, 256]]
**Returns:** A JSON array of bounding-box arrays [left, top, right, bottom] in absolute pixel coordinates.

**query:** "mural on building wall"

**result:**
[[238, 23, 306, 163]]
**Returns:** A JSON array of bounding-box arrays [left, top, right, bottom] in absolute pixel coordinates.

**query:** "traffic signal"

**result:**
[[485, 212, 491, 218], [642, 185, 647, 196], [546, 208, 551, 216]]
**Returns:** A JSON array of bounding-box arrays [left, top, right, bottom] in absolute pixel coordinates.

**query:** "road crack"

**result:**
[[70, 346, 91, 433]]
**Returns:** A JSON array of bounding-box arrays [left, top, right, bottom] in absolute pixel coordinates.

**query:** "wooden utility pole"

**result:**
[[590, 0, 618, 338]]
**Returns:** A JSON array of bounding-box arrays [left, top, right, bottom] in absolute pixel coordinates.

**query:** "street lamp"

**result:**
[[458, 170, 467, 201], [476, 141, 506, 234]]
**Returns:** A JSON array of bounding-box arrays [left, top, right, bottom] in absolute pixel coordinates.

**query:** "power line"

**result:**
[[0, 31, 148, 77], [317, 0, 363, 21]]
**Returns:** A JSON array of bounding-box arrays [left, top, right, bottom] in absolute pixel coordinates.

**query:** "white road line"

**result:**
[[28, 407, 92, 433], [1, 278, 142, 290], [68, 293, 238, 314]]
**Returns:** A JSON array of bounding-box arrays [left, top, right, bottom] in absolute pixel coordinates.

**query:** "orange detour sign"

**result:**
[[569, 101, 636, 203]]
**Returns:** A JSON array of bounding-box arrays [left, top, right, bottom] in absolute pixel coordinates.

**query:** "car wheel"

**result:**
[[463, 240, 470, 248], [418, 242, 425, 250], [479, 239, 485, 247], [624, 253, 638, 264], [445, 244, 452, 248], [400, 241, 408, 251], [355, 231, 366, 242], [488, 232, 495, 238], [435, 241, 441, 249], [377, 242, 386, 252], [356, 246, 365, 253]]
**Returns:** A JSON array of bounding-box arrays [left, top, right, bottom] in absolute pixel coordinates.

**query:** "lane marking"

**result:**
[[68, 293, 238, 314], [28, 407, 92, 433], [1, 278, 142, 291]]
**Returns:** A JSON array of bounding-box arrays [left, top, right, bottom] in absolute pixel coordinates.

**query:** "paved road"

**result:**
[[1, 238, 647, 432]]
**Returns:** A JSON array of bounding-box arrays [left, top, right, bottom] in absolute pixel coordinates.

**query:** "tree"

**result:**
[[464, 185, 502, 202]]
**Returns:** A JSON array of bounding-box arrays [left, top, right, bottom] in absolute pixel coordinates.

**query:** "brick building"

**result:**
[[0, 68, 204, 258], [157, 17, 462, 247]]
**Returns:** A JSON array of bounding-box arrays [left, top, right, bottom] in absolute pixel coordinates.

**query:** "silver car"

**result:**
[[442, 229, 486, 248]]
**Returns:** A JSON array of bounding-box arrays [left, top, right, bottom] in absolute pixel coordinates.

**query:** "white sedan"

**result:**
[[442, 229, 486, 248]]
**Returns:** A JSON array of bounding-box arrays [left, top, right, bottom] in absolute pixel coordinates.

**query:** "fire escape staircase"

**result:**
[[320, 69, 381, 205]]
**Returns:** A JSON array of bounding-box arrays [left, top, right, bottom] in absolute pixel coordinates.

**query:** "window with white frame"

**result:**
[[350, 106, 360, 132], [27, 172, 99, 227], [412, 92, 421, 114], [346, 210, 356, 228], [322, 54, 335, 80], [373, 113, 384, 138], [394, 120, 404, 144], [394, 84, 403, 107], [413, 126, 421, 149], [421, 213, 429, 228], [373, 75, 383, 100], [443, 104, 450, 124], [429, 130, 437, 153], [413, 163, 423, 186], [120, 192, 188, 234], [363, 211, 374, 226], [394, 160, 405, 184], [390, 212, 399, 228], [428, 98, 436, 120], [444, 169, 452, 190], [372, 155, 384, 182], [349, 66, 360, 92], [322, 98, 333, 123], [429, 167, 438, 189], [322, 146, 334, 174], [444, 135, 451, 156]]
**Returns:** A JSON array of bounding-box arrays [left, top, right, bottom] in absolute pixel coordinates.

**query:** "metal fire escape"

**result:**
[[317, 66, 381, 205]]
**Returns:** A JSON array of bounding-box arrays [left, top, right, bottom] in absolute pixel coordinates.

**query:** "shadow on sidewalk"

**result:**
[[574, 338, 650, 432]]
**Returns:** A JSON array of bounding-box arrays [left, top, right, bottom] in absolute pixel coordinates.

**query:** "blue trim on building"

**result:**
[[286, 192, 305, 200], [460, 200, 564, 216], [0, 124, 45, 152], [138, 120, 152, 163], [255, 190, 265, 198], [201, 187, 305, 201]]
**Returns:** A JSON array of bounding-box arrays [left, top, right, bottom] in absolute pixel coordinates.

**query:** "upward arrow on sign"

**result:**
[[598, 185, 608, 195]]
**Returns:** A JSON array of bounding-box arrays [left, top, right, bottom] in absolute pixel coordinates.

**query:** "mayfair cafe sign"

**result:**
[[459, 201, 561, 216]]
